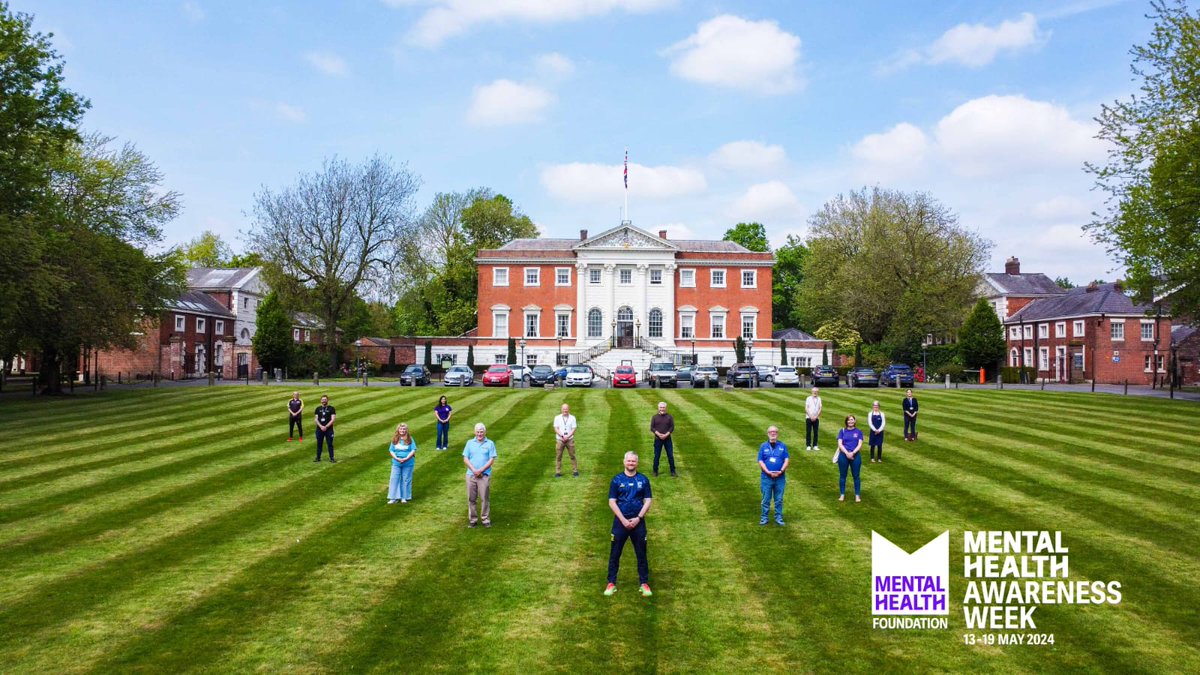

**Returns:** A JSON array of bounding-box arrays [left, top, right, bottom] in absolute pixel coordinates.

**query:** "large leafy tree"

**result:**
[[179, 230, 234, 268], [772, 235, 808, 329], [249, 155, 421, 369], [796, 187, 990, 358], [723, 222, 770, 252], [252, 291, 293, 372], [959, 298, 1007, 371], [1087, 0, 1200, 320]]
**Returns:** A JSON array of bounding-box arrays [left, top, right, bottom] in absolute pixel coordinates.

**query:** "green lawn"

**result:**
[[1, 386, 1197, 673]]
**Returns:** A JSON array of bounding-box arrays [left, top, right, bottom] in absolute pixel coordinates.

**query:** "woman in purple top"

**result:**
[[836, 415, 864, 503], [434, 396, 452, 451]]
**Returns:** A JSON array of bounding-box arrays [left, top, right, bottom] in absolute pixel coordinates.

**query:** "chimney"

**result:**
[[659, 230, 668, 239], [1113, 280, 1123, 293], [579, 229, 588, 241], [1086, 281, 1099, 292], [1005, 257, 1020, 275]]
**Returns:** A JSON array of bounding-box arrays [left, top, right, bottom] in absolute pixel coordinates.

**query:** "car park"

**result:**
[[848, 367, 880, 388], [773, 365, 800, 387], [756, 365, 775, 383], [443, 365, 474, 387], [564, 364, 595, 387], [399, 365, 430, 386], [509, 365, 533, 383], [727, 363, 759, 387], [482, 364, 512, 387], [644, 360, 678, 388], [880, 363, 915, 387], [811, 365, 840, 387], [693, 366, 718, 387], [529, 364, 557, 386], [612, 365, 637, 388]]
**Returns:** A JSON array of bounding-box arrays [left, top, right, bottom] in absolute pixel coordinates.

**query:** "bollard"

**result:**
[[945, 374, 950, 389], [313, 371, 319, 386], [1123, 379, 1128, 395], [262, 370, 269, 385], [1040, 378, 1045, 390], [208, 371, 215, 386]]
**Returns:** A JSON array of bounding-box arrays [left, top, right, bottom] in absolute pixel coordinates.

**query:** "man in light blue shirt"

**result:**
[[463, 422, 497, 528], [757, 426, 789, 526]]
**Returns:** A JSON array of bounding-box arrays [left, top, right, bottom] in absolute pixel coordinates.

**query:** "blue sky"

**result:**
[[28, 0, 1153, 282]]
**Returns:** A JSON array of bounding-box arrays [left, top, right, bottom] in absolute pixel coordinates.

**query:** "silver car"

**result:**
[[564, 365, 595, 387], [443, 365, 474, 386], [693, 366, 719, 386], [773, 366, 800, 387]]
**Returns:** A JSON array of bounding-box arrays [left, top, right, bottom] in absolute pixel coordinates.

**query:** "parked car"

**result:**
[[509, 365, 533, 383], [693, 365, 719, 387], [848, 367, 880, 388], [676, 365, 695, 383], [880, 363, 915, 387], [727, 363, 759, 387], [399, 365, 431, 386], [612, 365, 637, 388], [482, 364, 512, 387], [529, 364, 557, 386], [443, 365, 474, 387], [564, 364, 595, 387], [756, 365, 775, 383], [553, 366, 569, 382], [644, 360, 679, 388], [811, 365, 840, 387], [773, 365, 800, 387]]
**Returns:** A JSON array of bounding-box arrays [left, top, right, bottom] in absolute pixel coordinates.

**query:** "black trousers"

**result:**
[[315, 428, 335, 460], [608, 518, 649, 585], [806, 418, 820, 446], [904, 416, 917, 439], [289, 414, 303, 438], [653, 437, 675, 473]]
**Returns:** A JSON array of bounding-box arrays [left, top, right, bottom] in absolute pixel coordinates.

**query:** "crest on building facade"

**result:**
[[573, 223, 677, 252]]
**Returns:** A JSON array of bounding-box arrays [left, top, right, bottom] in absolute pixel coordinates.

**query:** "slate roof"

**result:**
[[1173, 324, 1198, 344], [1006, 283, 1158, 323], [166, 291, 236, 318], [187, 267, 261, 290], [984, 272, 1066, 296], [292, 312, 325, 329], [497, 238, 750, 253], [772, 327, 821, 341]]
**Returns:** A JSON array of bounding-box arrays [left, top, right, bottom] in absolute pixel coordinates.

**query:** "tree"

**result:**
[[959, 298, 1007, 371], [797, 187, 991, 352], [424, 340, 432, 368], [253, 292, 293, 373], [723, 222, 770, 252], [507, 337, 516, 364], [1087, 1, 1200, 320], [461, 193, 538, 250], [821, 344, 828, 366], [249, 155, 421, 369], [772, 235, 808, 329], [1054, 276, 1075, 290], [814, 319, 862, 351], [779, 339, 788, 365], [466, 344, 474, 369], [179, 230, 233, 268], [734, 336, 746, 363]]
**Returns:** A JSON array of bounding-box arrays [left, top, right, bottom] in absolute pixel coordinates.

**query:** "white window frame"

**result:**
[[555, 268, 571, 286], [741, 315, 756, 340], [214, 343, 224, 366], [556, 313, 571, 338], [1011, 348, 1019, 367], [711, 269, 726, 288], [1038, 347, 1049, 371], [710, 313, 726, 339], [175, 315, 186, 331], [493, 312, 509, 338], [587, 309, 603, 338], [619, 268, 633, 285], [524, 267, 540, 287], [1009, 326, 1019, 339], [712, 355, 724, 367], [680, 269, 696, 288], [493, 267, 509, 287], [680, 313, 695, 339], [1023, 347, 1034, 367], [1144, 354, 1163, 372], [196, 317, 206, 333], [1140, 321, 1154, 341], [1055, 322, 1066, 338], [215, 319, 224, 334], [1111, 320, 1125, 341], [1038, 323, 1049, 339], [525, 353, 538, 367], [1073, 320, 1085, 337], [524, 311, 540, 338], [293, 328, 300, 341], [304, 330, 311, 342], [589, 268, 602, 285], [648, 309, 663, 338], [1023, 325, 1033, 340], [494, 354, 507, 365], [741, 269, 757, 288], [649, 269, 662, 285]]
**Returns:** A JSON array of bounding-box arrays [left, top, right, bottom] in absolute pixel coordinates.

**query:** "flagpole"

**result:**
[[623, 147, 629, 223]]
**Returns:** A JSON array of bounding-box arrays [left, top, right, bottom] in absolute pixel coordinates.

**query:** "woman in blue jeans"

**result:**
[[434, 396, 452, 450], [836, 415, 864, 503], [388, 423, 417, 504]]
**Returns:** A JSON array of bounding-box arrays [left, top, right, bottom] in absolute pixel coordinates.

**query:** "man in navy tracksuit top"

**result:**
[[605, 452, 654, 597], [902, 389, 919, 441]]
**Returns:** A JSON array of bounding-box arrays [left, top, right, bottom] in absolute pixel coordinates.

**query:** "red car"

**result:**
[[612, 365, 637, 388], [482, 364, 512, 386]]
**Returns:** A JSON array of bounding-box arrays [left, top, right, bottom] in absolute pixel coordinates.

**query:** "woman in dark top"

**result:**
[[434, 396, 452, 451], [836, 415, 864, 503], [287, 391, 304, 441], [867, 401, 886, 463]]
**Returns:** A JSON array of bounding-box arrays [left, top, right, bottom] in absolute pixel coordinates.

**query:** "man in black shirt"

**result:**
[[314, 395, 336, 462], [287, 391, 304, 441]]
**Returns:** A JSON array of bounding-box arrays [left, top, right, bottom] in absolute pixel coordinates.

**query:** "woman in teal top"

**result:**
[[388, 423, 417, 504], [836, 415, 864, 503]]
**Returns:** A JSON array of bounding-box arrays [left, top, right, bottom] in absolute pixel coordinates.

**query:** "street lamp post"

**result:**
[[519, 338, 527, 388], [747, 337, 755, 388], [690, 337, 696, 366], [611, 320, 616, 349], [635, 319, 641, 349], [557, 335, 562, 367]]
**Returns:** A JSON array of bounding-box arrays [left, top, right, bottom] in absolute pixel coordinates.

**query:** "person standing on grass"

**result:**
[[462, 423, 497, 528], [553, 403, 579, 478], [287, 391, 304, 442], [758, 426, 789, 526], [650, 401, 676, 477], [868, 401, 886, 463], [902, 389, 919, 441], [434, 396, 452, 451], [387, 423, 417, 504], [805, 387, 823, 451], [605, 451, 654, 597], [836, 415, 864, 503], [314, 395, 336, 463]]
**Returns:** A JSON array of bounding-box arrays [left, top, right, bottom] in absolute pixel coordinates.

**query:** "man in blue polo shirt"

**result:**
[[604, 451, 653, 597], [462, 422, 497, 528], [758, 425, 790, 526]]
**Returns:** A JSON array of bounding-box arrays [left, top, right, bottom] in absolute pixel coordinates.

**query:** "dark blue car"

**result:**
[[880, 363, 914, 387]]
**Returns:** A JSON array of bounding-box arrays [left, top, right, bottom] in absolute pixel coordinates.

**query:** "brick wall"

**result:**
[[1007, 315, 1171, 384]]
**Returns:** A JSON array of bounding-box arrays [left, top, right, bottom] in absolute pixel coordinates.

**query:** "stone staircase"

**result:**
[[586, 349, 656, 379]]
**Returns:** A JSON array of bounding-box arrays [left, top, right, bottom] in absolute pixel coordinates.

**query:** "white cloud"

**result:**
[[1031, 196, 1091, 222], [535, 52, 575, 78], [881, 13, 1044, 72], [663, 15, 803, 95], [541, 162, 707, 202], [729, 181, 802, 223], [657, 222, 695, 240], [397, 0, 675, 48], [305, 52, 349, 76], [274, 103, 307, 123], [467, 79, 555, 127], [851, 123, 929, 179], [935, 95, 1102, 176], [1030, 224, 1095, 254], [709, 140, 787, 172], [181, 1, 205, 23]]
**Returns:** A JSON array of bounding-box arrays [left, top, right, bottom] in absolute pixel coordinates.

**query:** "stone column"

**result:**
[[665, 263, 677, 347], [576, 262, 587, 346], [605, 264, 616, 340], [637, 263, 649, 344]]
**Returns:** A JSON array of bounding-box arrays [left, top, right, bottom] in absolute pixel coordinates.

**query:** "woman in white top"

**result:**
[[867, 401, 886, 463]]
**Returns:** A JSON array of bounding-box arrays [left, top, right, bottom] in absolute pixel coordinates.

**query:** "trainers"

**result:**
[[555, 473, 562, 478], [639, 583, 653, 597], [776, 520, 786, 526], [287, 438, 292, 442], [387, 499, 397, 504], [813, 446, 819, 452], [653, 471, 658, 477], [483, 522, 491, 528], [313, 459, 321, 462], [299, 438, 303, 442], [400, 500, 408, 504], [805, 445, 811, 452], [603, 583, 617, 596], [573, 471, 579, 477], [670, 471, 678, 478], [468, 522, 477, 528], [329, 459, 337, 464], [759, 519, 768, 526]]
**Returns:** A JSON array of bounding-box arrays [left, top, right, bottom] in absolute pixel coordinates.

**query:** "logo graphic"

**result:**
[[872, 531, 949, 616]]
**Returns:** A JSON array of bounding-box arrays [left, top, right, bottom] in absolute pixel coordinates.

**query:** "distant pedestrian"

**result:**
[[287, 391, 304, 441], [435, 395, 452, 450], [902, 389, 919, 441], [650, 401, 676, 477], [868, 401, 886, 463], [758, 426, 789, 526], [314, 395, 336, 463], [604, 451, 653, 597], [836, 415, 863, 503], [805, 387, 823, 451], [387, 423, 417, 504], [553, 403, 579, 477], [462, 423, 497, 528]]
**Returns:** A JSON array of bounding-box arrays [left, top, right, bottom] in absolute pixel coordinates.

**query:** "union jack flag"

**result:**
[[624, 149, 628, 189]]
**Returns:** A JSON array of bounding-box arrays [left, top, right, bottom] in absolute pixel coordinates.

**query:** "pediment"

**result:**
[[573, 224, 678, 252]]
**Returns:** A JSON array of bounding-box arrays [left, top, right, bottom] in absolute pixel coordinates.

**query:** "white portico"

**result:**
[[574, 223, 677, 349]]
